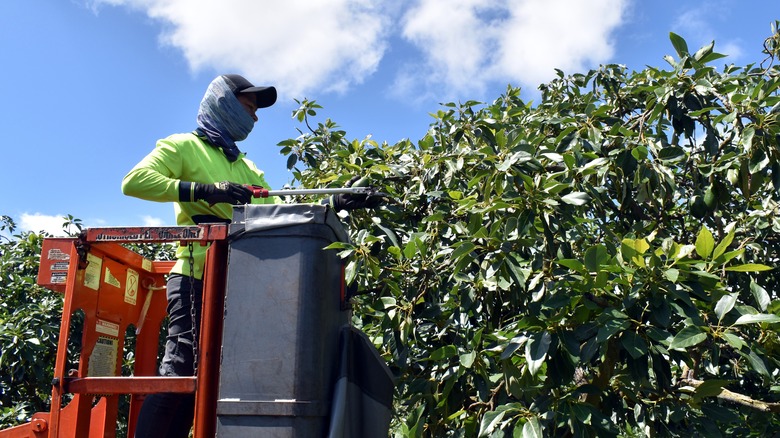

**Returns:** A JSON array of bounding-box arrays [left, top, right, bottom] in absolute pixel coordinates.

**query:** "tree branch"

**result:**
[[681, 377, 780, 413]]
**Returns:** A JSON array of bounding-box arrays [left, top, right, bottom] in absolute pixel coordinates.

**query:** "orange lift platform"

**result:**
[[0, 224, 229, 438], [0, 203, 394, 438]]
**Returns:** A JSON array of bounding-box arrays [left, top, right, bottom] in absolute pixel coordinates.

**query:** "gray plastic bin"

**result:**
[[216, 204, 350, 437]]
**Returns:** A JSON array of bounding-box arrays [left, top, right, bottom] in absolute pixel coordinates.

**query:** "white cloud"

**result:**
[[719, 42, 743, 60], [141, 215, 166, 227], [400, 0, 498, 96], [13, 213, 166, 237], [87, 0, 628, 100], [400, 0, 627, 99], [89, 0, 389, 98], [19, 213, 71, 237], [494, 0, 626, 85]]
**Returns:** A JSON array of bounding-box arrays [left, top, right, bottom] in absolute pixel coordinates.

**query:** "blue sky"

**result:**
[[1, 0, 778, 235]]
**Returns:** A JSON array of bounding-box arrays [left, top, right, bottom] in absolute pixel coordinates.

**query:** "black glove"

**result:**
[[329, 176, 384, 211], [193, 181, 253, 205]]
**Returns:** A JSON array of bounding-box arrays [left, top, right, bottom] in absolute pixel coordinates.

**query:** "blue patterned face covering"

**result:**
[[195, 76, 255, 161]]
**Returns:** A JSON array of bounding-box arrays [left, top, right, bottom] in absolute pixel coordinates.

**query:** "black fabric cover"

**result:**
[[327, 326, 394, 438]]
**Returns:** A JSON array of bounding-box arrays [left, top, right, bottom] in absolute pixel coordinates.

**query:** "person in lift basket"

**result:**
[[121, 74, 380, 438]]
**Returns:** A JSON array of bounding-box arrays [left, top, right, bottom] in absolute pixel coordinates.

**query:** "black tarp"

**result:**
[[327, 326, 394, 438]]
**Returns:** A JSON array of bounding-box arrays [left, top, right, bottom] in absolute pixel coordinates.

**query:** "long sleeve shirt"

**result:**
[[122, 132, 279, 279]]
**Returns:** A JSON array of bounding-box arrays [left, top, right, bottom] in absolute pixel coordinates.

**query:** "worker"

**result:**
[[121, 74, 379, 438]]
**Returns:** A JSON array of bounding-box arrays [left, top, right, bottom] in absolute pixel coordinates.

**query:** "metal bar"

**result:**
[[193, 239, 228, 438], [266, 187, 374, 196], [83, 225, 229, 244], [64, 377, 196, 394], [47, 240, 82, 438], [85, 226, 205, 243], [248, 186, 379, 198]]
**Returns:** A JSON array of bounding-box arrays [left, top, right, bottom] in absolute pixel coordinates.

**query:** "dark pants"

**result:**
[[134, 274, 202, 438]]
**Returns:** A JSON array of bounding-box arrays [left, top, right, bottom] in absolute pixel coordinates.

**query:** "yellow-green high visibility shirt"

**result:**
[[121, 132, 280, 279]]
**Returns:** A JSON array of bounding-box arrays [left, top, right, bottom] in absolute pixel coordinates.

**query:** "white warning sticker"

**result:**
[[47, 248, 70, 261], [50, 261, 69, 271], [95, 319, 120, 337], [125, 269, 139, 305], [84, 253, 102, 290], [104, 267, 121, 288]]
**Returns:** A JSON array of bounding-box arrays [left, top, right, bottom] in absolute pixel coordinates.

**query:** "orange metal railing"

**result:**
[[0, 225, 228, 438]]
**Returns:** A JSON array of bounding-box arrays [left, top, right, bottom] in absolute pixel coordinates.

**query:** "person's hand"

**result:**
[[330, 176, 384, 211], [194, 181, 253, 205]]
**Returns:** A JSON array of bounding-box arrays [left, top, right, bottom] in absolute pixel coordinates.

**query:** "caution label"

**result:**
[[50, 272, 67, 284], [125, 269, 138, 305], [88, 336, 118, 377]]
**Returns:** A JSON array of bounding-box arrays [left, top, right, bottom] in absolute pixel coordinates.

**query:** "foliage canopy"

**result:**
[[281, 28, 780, 436]]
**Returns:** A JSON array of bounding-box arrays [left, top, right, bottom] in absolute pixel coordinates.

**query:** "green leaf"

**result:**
[[621, 331, 648, 359], [621, 238, 649, 267], [725, 264, 773, 272], [479, 410, 505, 437], [670, 32, 690, 57], [556, 259, 585, 272], [700, 403, 742, 423], [664, 268, 680, 283], [657, 146, 686, 161], [721, 332, 746, 351], [712, 226, 735, 260], [584, 244, 609, 272], [733, 314, 780, 325], [714, 293, 737, 322], [522, 417, 543, 438], [746, 350, 770, 377], [750, 280, 770, 312], [698, 50, 728, 64], [446, 409, 467, 422], [387, 246, 402, 260], [560, 191, 591, 206], [451, 241, 476, 261], [631, 238, 650, 254], [525, 331, 552, 376], [460, 351, 476, 369], [742, 125, 756, 150], [597, 318, 630, 343], [402, 239, 417, 259], [695, 227, 715, 259], [749, 147, 770, 174], [344, 260, 358, 284], [285, 153, 298, 169], [694, 379, 729, 398], [380, 297, 397, 309], [430, 345, 458, 361], [692, 41, 715, 62], [501, 336, 528, 360], [670, 326, 707, 350], [719, 249, 745, 264]]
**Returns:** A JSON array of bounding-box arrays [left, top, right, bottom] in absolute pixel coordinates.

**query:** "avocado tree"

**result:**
[[0, 216, 174, 433], [280, 26, 780, 436], [0, 216, 75, 426]]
